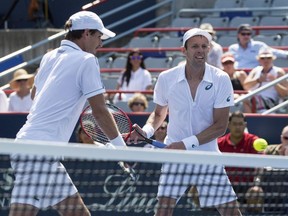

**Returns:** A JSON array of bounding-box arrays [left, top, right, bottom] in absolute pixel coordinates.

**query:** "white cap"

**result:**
[[182, 28, 212, 46], [69, 11, 116, 39]]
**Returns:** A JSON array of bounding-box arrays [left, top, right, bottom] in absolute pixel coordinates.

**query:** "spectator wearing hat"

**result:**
[[8, 69, 34, 112], [200, 23, 223, 69], [228, 24, 288, 69], [243, 48, 288, 113], [221, 52, 247, 100], [0, 89, 8, 112]]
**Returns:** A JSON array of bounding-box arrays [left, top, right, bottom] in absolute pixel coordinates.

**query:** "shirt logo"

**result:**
[[192, 144, 196, 148], [205, 83, 213, 90], [226, 96, 231, 102]]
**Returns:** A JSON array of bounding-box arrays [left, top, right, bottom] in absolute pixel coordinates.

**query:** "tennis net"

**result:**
[[1, 138, 288, 216]]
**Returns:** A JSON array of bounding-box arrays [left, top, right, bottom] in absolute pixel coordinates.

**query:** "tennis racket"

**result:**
[[80, 103, 138, 181], [133, 127, 166, 149]]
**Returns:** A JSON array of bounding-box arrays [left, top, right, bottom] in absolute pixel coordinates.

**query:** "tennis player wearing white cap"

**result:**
[[130, 28, 242, 215], [9, 11, 126, 216]]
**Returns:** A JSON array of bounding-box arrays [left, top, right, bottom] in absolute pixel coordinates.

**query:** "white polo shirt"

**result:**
[[16, 40, 105, 142], [8, 92, 33, 112], [154, 63, 234, 152]]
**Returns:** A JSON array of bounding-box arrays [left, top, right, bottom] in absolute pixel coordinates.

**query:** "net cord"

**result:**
[[1, 138, 288, 169]]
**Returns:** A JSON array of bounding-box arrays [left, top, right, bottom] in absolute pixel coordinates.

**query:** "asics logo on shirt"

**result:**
[[205, 83, 213, 90]]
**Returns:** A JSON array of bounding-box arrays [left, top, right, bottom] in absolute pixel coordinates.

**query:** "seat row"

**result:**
[[171, 15, 288, 36]]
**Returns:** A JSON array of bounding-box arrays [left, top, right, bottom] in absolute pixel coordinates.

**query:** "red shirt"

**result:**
[[218, 133, 259, 183]]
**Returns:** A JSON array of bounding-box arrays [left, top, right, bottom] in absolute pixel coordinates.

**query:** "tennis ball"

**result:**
[[253, 138, 268, 151]]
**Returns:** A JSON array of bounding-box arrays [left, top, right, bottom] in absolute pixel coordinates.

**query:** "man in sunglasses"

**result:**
[[228, 24, 288, 69]]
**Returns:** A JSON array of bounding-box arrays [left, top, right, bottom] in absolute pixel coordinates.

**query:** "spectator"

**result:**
[[0, 89, 8, 112], [250, 125, 288, 214], [8, 69, 34, 112], [228, 24, 288, 69], [200, 23, 223, 68], [218, 111, 263, 213], [243, 48, 288, 113], [221, 52, 247, 100], [127, 93, 148, 112], [75, 124, 94, 144], [264, 125, 288, 156], [113, 49, 152, 103], [153, 120, 168, 143]]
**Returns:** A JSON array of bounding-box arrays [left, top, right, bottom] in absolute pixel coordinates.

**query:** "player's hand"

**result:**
[[165, 141, 186, 150], [126, 124, 144, 145]]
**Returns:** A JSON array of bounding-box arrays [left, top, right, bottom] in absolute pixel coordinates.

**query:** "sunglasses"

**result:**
[[16, 79, 28, 82], [132, 102, 145, 106], [282, 136, 288, 140], [240, 32, 251, 36], [159, 126, 167, 130], [130, 56, 142, 60], [260, 57, 272, 60]]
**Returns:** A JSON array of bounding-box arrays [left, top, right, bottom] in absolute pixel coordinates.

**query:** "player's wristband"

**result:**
[[182, 135, 199, 150], [110, 134, 126, 147], [142, 124, 155, 138]]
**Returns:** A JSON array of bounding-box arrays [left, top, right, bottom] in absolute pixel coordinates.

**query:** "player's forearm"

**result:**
[[145, 105, 167, 131]]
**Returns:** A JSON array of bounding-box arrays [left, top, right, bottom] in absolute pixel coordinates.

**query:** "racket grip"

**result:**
[[151, 140, 166, 148]]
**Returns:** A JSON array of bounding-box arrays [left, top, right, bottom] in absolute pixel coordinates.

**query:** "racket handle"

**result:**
[[151, 140, 166, 148]]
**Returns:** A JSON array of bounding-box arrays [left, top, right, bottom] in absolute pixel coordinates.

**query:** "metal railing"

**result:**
[[0, 0, 175, 87], [178, 7, 288, 18], [234, 73, 288, 114]]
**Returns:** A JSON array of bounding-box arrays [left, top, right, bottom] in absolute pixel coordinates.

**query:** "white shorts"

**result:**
[[10, 160, 78, 209], [157, 163, 237, 207]]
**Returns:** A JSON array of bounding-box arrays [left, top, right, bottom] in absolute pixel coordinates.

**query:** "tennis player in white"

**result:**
[[9, 11, 127, 216], [130, 28, 242, 215]]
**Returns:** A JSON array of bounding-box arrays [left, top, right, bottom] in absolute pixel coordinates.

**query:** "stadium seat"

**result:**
[[102, 78, 118, 90], [171, 17, 200, 28], [146, 100, 156, 112], [171, 56, 185, 67], [228, 16, 260, 35], [217, 35, 237, 47], [98, 56, 113, 68], [270, 0, 288, 16], [158, 37, 182, 48], [253, 34, 282, 46], [213, 0, 243, 16], [128, 36, 158, 48], [258, 16, 288, 35], [144, 57, 172, 68], [214, 0, 243, 9], [114, 101, 130, 112], [273, 58, 288, 68], [280, 35, 288, 46], [242, 0, 272, 16], [200, 17, 229, 36], [170, 17, 200, 37], [111, 57, 127, 68]]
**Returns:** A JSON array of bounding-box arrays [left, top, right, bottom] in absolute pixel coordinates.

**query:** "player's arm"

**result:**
[[166, 107, 230, 150], [88, 94, 126, 147], [197, 107, 230, 144], [274, 69, 288, 97], [129, 104, 168, 143]]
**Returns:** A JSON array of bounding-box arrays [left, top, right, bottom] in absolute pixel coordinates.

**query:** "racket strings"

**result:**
[[82, 105, 132, 144]]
